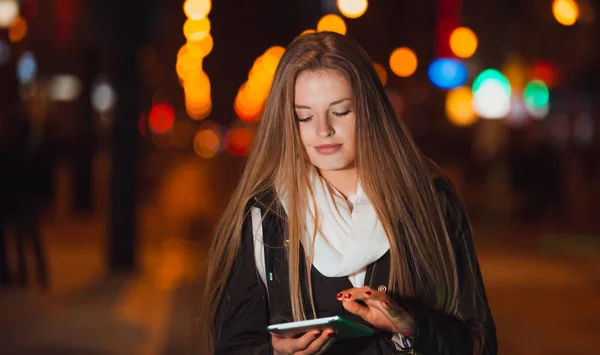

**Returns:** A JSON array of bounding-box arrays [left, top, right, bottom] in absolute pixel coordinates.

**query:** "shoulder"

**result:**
[[246, 187, 287, 220]]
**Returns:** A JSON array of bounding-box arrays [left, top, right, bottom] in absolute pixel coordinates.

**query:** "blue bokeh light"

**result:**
[[427, 58, 468, 90]]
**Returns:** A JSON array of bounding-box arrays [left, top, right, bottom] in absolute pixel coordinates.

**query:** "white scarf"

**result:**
[[279, 169, 390, 287]]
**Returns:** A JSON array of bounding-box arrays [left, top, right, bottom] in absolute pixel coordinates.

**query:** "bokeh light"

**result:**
[[552, 0, 579, 26], [193, 122, 223, 158], [183, 0, 211, 20], [337, 0, 368, 19], [530, 60, 558, 88], [234, 45, 285, 122], [179, 0, 212, 121], [183, 18, 211, 41], [8, 15, 27, 42], [17, 51, 37, 84], [299, 29, 316, 36], [0, 0, 19, 28], [427, 58, 467, 89], [524, 80, 549, 108], [449, 27, 478, 58], [502, 54, 528, 92], [472, 69, 512, 119], [149, 103, 176, 135], [317, 14, 347, 35], [445, 86, 478, 127], [49, 74, 82, 102], [91, 81, 116, 113], [373, 62, 387, 86], [226, 127, 255, 156], [389, 47, 417, 78]]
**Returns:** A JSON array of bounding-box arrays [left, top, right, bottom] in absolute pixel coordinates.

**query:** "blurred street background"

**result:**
[[0, 0, 599, 354]]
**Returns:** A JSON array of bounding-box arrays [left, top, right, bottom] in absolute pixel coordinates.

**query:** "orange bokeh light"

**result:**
[[317, 14, 347, 35], [389, 47, 418, 78], [449, 27, 478, 58], [8, 16, 27, 43]]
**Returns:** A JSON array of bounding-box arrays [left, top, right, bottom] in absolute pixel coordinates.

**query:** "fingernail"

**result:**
[[336, 293, 343, 298], [314, 332, 321, 338], [344, 293, 351, 299], [365, 291, 372, 295], [328, 332, 335, 337]]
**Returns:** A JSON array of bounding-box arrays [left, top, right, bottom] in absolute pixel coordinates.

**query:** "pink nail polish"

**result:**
[[336, 293, 343, 298], [365, 291, 372, 295], [344, 293, 351, 299], [328, 332, 335, 337]]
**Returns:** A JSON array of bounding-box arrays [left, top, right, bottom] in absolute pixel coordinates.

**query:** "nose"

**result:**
[[316, 117, 335, 138]]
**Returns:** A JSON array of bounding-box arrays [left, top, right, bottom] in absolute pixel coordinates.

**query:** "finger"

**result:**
[[341, 297, 372, 321], [338, 286, 390, 301], [289, 330, 324, 353], [298, 328, 336, 355]]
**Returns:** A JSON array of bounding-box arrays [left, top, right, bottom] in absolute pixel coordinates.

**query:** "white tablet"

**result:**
[[267, 316, 374, 340]]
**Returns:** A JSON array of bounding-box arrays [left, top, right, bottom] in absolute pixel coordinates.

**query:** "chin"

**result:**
[[311, 159, 354, 172]]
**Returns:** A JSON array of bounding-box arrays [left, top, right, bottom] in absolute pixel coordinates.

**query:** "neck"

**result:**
[[319, 165, 358, 199]]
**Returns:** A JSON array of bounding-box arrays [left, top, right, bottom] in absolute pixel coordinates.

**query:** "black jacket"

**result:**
[[214, 178, 497, 354]]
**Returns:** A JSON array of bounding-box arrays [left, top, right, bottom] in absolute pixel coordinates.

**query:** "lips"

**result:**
[[314, 144, 342, 155]]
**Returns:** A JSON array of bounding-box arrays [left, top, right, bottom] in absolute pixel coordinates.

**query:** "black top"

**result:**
[[213, 178, 498, 354]]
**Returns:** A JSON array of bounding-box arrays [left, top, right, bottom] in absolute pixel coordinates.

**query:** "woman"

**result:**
[[202, 32, 497, 354]]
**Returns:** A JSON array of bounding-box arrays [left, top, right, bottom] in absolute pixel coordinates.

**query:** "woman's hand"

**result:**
[[271, 328, 336, 355], [337, 286, 414, 337]]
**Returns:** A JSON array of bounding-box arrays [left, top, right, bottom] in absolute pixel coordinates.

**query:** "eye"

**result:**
[[296, 116, 313, 123], [332, 110, 351, 117]]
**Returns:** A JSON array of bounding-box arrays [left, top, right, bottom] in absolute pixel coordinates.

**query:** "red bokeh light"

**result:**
[[226, 128, 254, 156], [530, 60, 559, 88], [148, 103, 175, 135]]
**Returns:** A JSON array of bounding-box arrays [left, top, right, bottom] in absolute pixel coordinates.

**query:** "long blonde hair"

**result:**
[[202, 32, 486, 353]]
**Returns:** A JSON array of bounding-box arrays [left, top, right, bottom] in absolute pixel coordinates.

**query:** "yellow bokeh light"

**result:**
[[183, 18, 211, 41], [373, 62, 387, 86], [235, 86, 264, 122], [176, 46, 203, 73], [389, 47, 417, 78], [337, 0, 368, 19], [187, 100, 212, 121], [449, 27, 478, 58], [195, 34, 214, 57], [317, 14, 347, 35], [8, 16, 27, 43], [183, 71, 211, 100], [445, 86, 478, 127], [552, 0, 579, 26], [183, 0, 211, 20], [261, 46, 285, 77]]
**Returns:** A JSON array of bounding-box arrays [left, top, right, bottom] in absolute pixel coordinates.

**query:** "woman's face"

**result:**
[[294, 70, 356, 173]]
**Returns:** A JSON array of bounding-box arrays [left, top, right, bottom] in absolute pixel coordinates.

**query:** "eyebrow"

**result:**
[[294, 98, 352, 109]]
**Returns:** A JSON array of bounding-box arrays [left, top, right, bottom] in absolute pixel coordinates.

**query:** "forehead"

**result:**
[[294, 70, 352, 105]]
